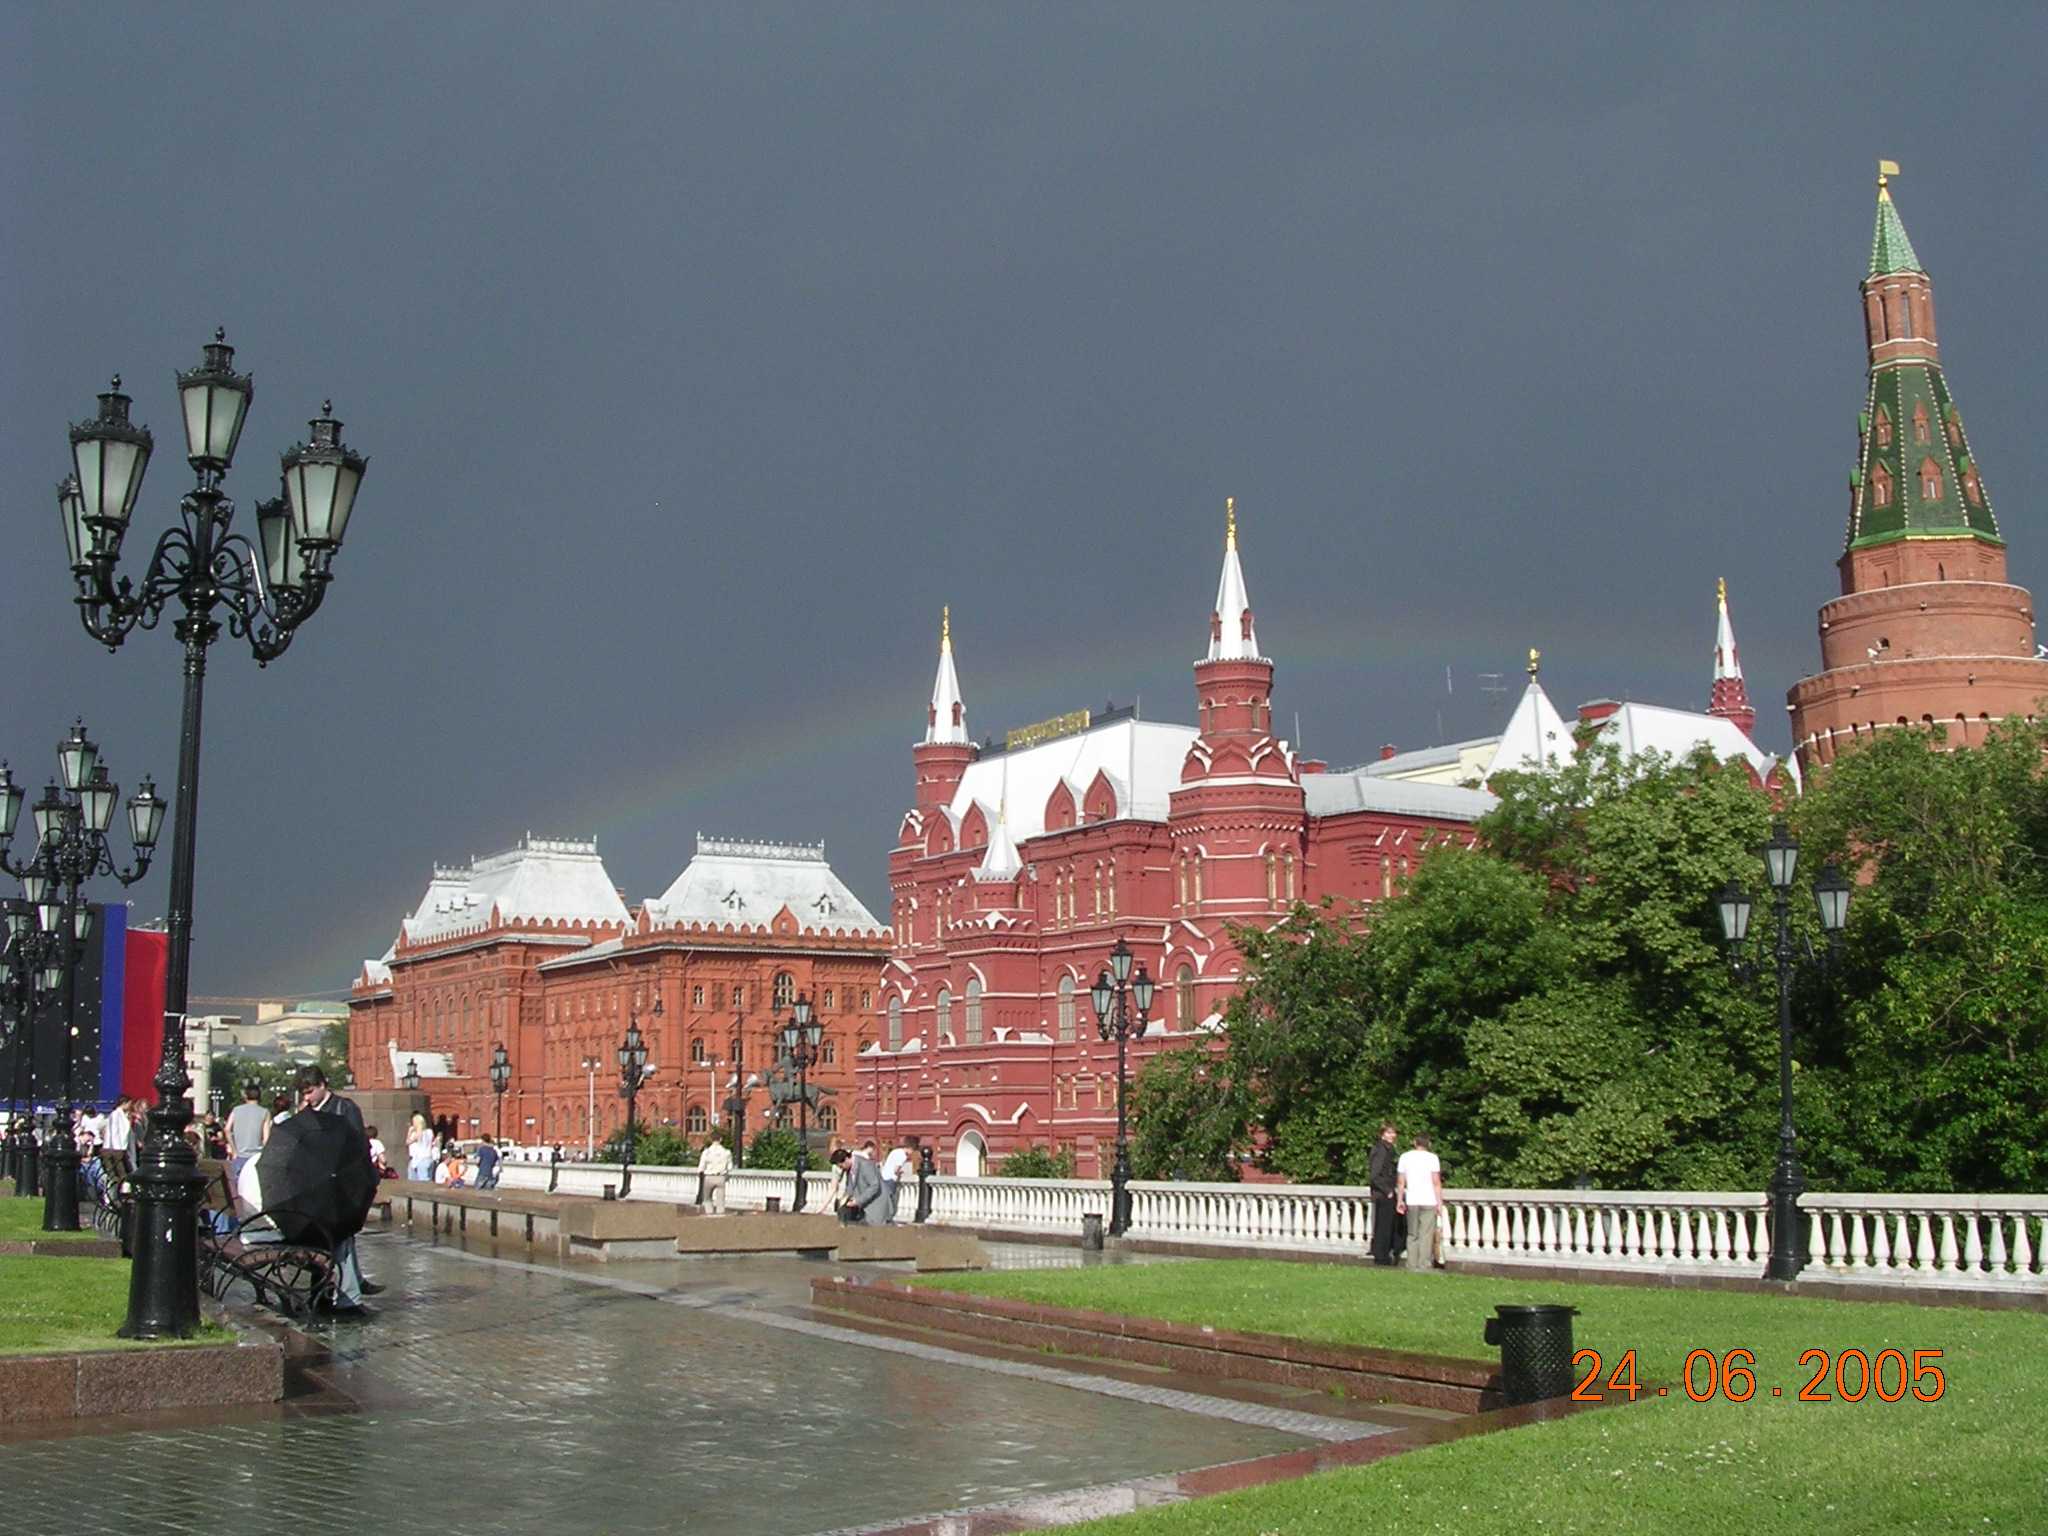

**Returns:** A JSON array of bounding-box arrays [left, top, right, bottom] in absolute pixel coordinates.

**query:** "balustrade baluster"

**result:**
[[1962, 1213, 1984, 1276], [1937, 1214, 1959, 1273]]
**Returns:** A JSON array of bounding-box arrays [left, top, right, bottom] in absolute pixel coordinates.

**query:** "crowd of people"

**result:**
[[826, 1135, 919, 1225]]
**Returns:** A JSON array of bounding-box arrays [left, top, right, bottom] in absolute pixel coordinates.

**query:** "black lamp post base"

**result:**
[[40, 1146, 82, 1232], [12, 1133, 41, 1198], [118, 1139, 205, 1339], [1764, 1176, 1810, 1282]]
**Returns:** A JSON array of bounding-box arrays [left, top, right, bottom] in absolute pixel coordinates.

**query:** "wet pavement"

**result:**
[[0, 1231, 1343, 1535]]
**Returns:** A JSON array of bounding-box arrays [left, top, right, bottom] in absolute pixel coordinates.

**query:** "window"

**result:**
[[1870, 461, 1893, 508], [1106, 866, 1116, 915], [1913, 400, 1930, 443], [685, 1104, 708, 1135], [1266, 851, 1277, 903], [691, 984, 704, 1008], [1873, 407, 1892, 448], [822, 987, 834, 1009], [1947, 408, 1964, 448], [936, 987, 952, 1040], [1176, 859, 1188, 909], [861, 990, 871, 1010], [817, 1103, 839, 1132], [1285, 850, 1296, 901], [822, 1037, 837, 1065], [1920, 458, 1942, 501], [964, 977, 983, 1045], [888, 994, 903, 1049], [1092, 864, 1103, 916], [1963, 465, 1983, 506], [1058, 974, 1076, 1042], [690, 1037, 707, 1064], [772, 972, 795, 1010], [1176, 965, 1196, 1030], [733, 983, 745, 1011]]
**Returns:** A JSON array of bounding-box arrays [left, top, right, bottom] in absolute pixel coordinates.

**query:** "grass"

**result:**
[[0, 1256, 231, 1355], [0, 1198, 107, 1243], [912, 1261, 2045, 1534]]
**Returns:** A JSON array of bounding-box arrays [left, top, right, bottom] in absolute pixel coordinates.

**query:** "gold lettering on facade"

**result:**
[[1005, 708, 1092, 751]]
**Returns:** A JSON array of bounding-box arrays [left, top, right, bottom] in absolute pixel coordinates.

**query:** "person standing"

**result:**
[[405, 1113, 436, 1182], [225, 1083, 269, 1185], [99, 1095, 135, 1183], [294, 1066, 382, 1313], [696, 1134, 732, 1214], [1395, 1133, 1444, 1273], [879, 1138, 915, 1225], [1368, 1122, 1400, 1266]]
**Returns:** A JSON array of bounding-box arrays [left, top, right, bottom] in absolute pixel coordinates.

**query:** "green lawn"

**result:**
[[0, 1197, 106, 1243], [913, 1261, 2045, 1534], [0, 1256, 230, 1355]]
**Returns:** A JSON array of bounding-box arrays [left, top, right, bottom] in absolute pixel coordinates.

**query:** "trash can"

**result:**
[[1081, 1213, 1105, 1252], [766, 1196, 782, 1213], [602, 1184, 617, 1201], [1483, 1304, 1580, 1405]]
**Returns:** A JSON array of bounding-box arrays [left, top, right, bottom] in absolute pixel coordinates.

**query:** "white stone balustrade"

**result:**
[[457, 1161, 2048, 1295]]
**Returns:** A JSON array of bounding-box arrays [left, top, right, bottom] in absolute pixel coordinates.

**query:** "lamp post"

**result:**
[[401, 1057, 421, 1094], [1714, 819, 1852, 1282], [489, 1042, 511, 1143], [0, 730, 162, 1231], [1, 895, 56, 1197], [580, 1055, 601, 1159], [779, 993, 824, 1213], [1088, 937, 1154, 1238], [722, 1011, 748, 1170], [616, 994, 658, 1197], [56, 335, 366, 1338]]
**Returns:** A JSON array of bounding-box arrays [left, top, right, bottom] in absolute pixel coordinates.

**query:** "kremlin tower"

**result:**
[[1788, 165, 2048, 766], [1708, 578, 1756, 739]]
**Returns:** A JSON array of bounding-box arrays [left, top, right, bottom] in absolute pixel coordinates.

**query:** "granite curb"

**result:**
[[0, 1333, 284, 1424]]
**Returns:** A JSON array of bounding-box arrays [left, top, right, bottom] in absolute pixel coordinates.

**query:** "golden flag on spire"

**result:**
[[941, 604, 951, 647], [1225, 495, 1237, 549]]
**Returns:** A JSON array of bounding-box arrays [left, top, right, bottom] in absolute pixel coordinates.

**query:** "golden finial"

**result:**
[[1717, 575, 1727, 605], [1526, 647, 1541, 678], [1225, 495, 1237, 550], [941, 604, 951, 649], [1878, 158, 1899, 200]]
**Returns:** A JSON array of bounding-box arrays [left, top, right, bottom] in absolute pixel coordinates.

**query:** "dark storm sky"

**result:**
[[4, 5, 2043, 1000]]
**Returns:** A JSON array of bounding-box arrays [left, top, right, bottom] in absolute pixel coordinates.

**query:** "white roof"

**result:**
[[975, 809, 1022, 882], [951, 719, 1198, 844], [1207, 500, 1262, 661], [1594, 702, 1779, 782], [360, 959, 392, 987], [925, 607, 968, 745], [649, 835, 884, 934], [387, 1042, 456, 1079], [401, 836, 630, 946], [1302, 772, 1496, 822], [1481, 678, 1572, 783]]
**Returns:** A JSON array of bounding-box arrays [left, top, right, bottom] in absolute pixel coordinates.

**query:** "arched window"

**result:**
[[1919, 458, 1943, 501], [1870, 460, 1893, 508], [1176, 859, 1188, 909], [936, 987, 952, 1041], [690, 1037, 707, 1064], [1962, 465, 1982, 506], [1265, 851, 1277, 903], [1874, 405, 1892, 448], [888, 994, 903, 1048], [964, 977, 984, 1045], [1106, 865, 1117, 915], [1175, 965, 1196, 1030], [1912, 400, 1930, 443], [772, 971, 795, 1011], [1058, 974, 1076, 1042], [1284, 850, 1296, 902], [685, 1104, 708, 1135]]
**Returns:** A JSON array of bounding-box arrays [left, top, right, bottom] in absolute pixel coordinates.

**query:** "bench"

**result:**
[[194, 1162, 340, 1320]]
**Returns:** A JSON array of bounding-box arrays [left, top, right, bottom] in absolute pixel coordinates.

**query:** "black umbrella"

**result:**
[[255, 1110, 378, 1246]]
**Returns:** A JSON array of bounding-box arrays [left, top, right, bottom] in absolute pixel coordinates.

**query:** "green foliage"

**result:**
[[597, 1122, 690, 1166], [744, 1126, 804, 1169], [207, 1053, 300, 1106], [995, 1143, 1076, 1179], [1132, 728, 2048, 1195], [316, 1019, 349, 1084]]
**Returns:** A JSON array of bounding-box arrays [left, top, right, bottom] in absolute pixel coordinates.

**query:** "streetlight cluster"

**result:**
[[1089, 938, 1155, 1238], [615, 995, 658, 1196], [0, 723, 165, 1231], [779, 993, 826, 1211], [1714, 819, 1852, 1281], [41, 332, 368, 1338]]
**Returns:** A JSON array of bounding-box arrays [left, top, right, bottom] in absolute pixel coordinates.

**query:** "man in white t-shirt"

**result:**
[[1395, 1134, 1445, 1273], [879, 1142, 912, 1225], [103, 1095, 135, 1180], [696, 1136, 732, 1213]]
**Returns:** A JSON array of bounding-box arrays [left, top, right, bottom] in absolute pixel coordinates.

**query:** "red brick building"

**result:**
[[854, 506, 1497, 1176], [351, 835, 888, 1149], [1788, 169, 2048, 764]]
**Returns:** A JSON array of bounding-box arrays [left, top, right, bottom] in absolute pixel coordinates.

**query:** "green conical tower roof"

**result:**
[[1847, 169, 2000, 551], [1869, 171, 1922, 276]]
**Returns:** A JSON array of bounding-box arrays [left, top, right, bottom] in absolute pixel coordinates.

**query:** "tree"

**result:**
[[745, 1126, 803, 1169], [207, 1052, 299, 1107], [995, 1143, 1075, 1178], [316, 1018, 349, 1084], [598, 1122, 690, 1165]]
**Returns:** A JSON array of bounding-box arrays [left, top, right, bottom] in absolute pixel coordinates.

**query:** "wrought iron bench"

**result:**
[[195, 1164, 340, 1320]]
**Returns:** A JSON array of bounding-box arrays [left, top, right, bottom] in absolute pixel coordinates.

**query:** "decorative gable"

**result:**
[[1045, 780, 1077, 832]]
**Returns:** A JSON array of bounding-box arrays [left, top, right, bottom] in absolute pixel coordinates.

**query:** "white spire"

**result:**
[[925, 605, 968, 744], [1480, 650, 1571, 782], [1207, 497, 1260, 661], [1714, 577, 1743, 681], [974, 803, 1021, 882]]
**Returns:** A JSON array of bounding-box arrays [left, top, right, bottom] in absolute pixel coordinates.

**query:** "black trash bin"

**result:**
[[1080, 1213, 1105, 1252], [1483, 1304, 1580, 1405]]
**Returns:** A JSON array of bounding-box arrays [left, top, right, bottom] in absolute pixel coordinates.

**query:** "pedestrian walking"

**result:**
[[1368, 1122, 1400, 1266], [1395, 1133, 1444, 1273], [225, 1083, 270, 1185]]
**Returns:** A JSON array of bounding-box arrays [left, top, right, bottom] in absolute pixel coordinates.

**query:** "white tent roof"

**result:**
[[401, 836, 629, 946], [950, 719, 1197, 844], [1481, 678, 1573, 783], [925, 606, 968, 745], [650, 835, 884, 934], [1302, 772, 1496, 821], [1208, 498, 1262, 661], [1594, 702, 1781, 783]]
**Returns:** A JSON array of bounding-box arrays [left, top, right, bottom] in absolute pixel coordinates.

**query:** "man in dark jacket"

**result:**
[[295, 1066, 383, 1313], [1368, 1122, 1401, 1266]]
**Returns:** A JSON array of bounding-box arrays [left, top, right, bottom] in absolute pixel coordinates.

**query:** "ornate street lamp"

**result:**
[[59, 334, 366, 1338], [1715, 818, 1851, 1282], [778, 992, 825, 1213], [401, 1058, 421, 1093], [1089, 936, 1154, 1238], [489, 1041, 512, 1144], [0, 724, 160, 1232], [616, 994, 658, 1197], [1, 894, 57, 1198]]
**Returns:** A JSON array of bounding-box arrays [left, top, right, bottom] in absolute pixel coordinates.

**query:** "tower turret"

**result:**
[[913, 606, 975, 812], [1192, 498, 1276, 741], [1788, 163, 2048, 768], [1708, 578, 1757, 738]]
